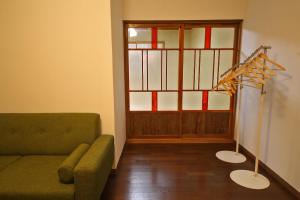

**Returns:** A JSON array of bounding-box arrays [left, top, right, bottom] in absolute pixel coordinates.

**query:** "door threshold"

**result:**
[[127, 138, 234, 144]]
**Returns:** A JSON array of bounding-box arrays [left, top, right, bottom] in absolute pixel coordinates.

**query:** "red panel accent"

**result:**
[[202, 90, 209, 111], [152, 91, 158, 112], [152, 27, 158, 49], [204, 26, 212, 49]]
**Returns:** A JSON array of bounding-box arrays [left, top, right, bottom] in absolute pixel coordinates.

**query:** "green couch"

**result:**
[[0, 113, 114, 200]]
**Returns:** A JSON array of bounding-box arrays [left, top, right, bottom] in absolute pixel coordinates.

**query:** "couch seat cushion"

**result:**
[[0, 156, 74, 200], [0, 156, 21, 171]]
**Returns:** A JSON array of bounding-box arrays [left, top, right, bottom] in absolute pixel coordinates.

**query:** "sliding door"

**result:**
[[124, 21, 242, 142]]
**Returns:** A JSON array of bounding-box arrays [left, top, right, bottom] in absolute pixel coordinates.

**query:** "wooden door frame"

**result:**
[[123, 20, 243, 143]]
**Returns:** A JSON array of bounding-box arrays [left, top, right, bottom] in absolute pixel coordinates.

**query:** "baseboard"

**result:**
[[110, 169, 117, 175], [110, 143, 127, 175], [239, 144, 300, 199]]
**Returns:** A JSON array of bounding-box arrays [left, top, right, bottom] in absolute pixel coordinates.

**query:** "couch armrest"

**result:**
[[74, 135, 114, 200]]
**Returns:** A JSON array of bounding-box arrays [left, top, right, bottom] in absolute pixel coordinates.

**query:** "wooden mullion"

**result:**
[[178, 26, 184, 112], [217, 50, 220, 88], [129, 48, 179, 51], [198, 50, 201, 90], [142, 50, 144, 90], [183, 48, 235, 51], [212, 50, 216, 88], [147, 50, 149, 90], [123, 22, 130, 139], [166, 50, 168, 90], [193, 50, 196, 90], [178, 25, 185, 138], [161, 50, 163, 90]]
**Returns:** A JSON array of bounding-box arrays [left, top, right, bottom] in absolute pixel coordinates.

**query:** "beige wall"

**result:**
[[0, 0, 127, 165], [240, 0, 300, 192], [124, 0, 247, 20], [0, 0, 115, 132]]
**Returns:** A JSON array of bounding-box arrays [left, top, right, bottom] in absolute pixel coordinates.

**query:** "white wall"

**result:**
[[240, 0, 300, 192], [110, 0, 126, 167], [124, 0, 247, 20]]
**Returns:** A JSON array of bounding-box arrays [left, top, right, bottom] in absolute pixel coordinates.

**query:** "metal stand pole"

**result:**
[[235, 83, 243, 154], [254, 91, 265, 175], [216, 81, 246, 163]]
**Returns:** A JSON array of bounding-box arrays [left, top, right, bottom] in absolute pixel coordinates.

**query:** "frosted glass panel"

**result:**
[[128, 43, 136, 48], [137, 43, 151, 48], [158, 30, 179, 48], [199, 50, 214, 89], [208, 92, 230, 110], [183, 50, 194, 89], [167, 51, 179, 90], [148, 50, 161, 90], [219, 50, 233, 76], [183, 92, 202, 110], [128, 28, 151, 43], [158, 43, 164, 48], [158, 92, 178, 111], [130, 92, 151, 111], [129, 50, 142, 90], [183, 50, 200, 89], [184, 28, 205, 48], [211, 28, 235, 48]]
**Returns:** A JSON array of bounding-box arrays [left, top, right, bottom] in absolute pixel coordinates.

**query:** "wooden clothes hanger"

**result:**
[[258, 53, 286, 71], [213, 51, 286, 95]]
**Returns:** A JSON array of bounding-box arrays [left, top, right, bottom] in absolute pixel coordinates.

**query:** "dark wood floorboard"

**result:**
[[101, 144, 296, 200]]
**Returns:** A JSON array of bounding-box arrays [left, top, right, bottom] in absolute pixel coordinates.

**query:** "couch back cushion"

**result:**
[[0, 113, 100, 155]]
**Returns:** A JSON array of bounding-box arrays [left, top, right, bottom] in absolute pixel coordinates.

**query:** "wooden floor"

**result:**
[[101, 143, 296, 200]]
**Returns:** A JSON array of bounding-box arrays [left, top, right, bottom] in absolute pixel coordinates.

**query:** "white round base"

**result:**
[[216, 150, 246, 163], [230, 170, 270, 189]]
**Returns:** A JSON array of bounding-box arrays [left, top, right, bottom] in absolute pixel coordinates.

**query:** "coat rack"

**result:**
[[214, 45, 286, 189], [215, 45, 271, 164]]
